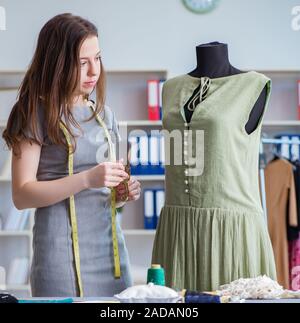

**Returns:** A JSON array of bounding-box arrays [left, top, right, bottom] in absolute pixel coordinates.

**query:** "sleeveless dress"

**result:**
[[151, 71, 277, 292], [29, 104, 133, 297]]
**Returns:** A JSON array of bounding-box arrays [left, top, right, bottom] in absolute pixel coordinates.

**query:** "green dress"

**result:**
[[151, 71, 277, 292]]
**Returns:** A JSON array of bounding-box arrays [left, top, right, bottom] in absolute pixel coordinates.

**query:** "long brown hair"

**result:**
[[2, 13, 106, 157]]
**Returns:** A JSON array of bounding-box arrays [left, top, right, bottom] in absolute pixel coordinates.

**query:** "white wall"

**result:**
[[0, 0, 299, 76]]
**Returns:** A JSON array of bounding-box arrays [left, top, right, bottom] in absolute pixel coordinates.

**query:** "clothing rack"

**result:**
[[259, 138, 300, 223]]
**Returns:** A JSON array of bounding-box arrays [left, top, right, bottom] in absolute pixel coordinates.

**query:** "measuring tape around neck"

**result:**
[[59, 102, 121, 297], [91, 103, 121, 280]]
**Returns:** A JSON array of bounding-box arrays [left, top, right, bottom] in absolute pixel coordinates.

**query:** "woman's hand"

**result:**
[[116, 178, 141, 204], [84, 161, 129, 189]]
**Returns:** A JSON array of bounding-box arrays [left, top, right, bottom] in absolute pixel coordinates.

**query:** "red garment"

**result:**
[[289, 233, 300, 290]]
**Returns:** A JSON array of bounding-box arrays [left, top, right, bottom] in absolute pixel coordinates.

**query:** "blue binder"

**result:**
[[144, 189, 155, 229], [130, 134, 165, 176]]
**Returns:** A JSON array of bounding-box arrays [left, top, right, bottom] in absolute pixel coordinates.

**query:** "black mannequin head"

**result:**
[[189, 41, 243, 78]]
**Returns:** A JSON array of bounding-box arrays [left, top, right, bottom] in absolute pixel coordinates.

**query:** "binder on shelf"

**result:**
[[139, 135, 149, 166], [149, 135, 160, 175], [147, 80, 160, 121], [130, 134, 165, 176], [143, 189, 165, 230], [133, 135, 149, 175], [144, 190, 155, 230], [128, 136, 139, 167], [139, 135, 149, 174], [159, 134, 165, 172]]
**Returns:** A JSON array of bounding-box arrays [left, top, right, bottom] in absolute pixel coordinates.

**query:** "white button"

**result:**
[[185, 180, 189, 185], [184, 150, 188, 155], [184, 141, 188, 146], [184, 123, 188, 127], [185, 189, 189, 193], [184, 132, 188, 137], [184, 160, 188, 165], [184, 169, 188, 175]]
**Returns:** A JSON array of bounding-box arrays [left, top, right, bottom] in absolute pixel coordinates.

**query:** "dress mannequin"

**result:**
[[184, 41, 267, 134], [151, 44, 276, 291]]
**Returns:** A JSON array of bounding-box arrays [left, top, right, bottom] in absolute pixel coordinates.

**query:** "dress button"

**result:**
[[184, 160, 188, 165], [184, 123, 188, 127], [184, 132, 188, 137], [184, 169, 188, 176], [185, 180, 189, 185], [184, 150, 188, 155], [184, 141, 188, 146], [185, 189, 189, 193]]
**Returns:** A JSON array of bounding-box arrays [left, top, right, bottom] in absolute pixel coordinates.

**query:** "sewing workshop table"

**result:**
[[17, 297, 300, 303]]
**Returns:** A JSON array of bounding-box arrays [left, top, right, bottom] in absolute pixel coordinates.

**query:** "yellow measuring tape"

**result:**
[[59, 101, 121, 297], [92, 104, 121, 281]]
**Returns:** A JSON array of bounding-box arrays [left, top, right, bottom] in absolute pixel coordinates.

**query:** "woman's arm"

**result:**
[[12, 139, 128, 210]]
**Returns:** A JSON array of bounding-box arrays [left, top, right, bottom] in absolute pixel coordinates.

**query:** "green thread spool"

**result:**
[[147, 264, 165, 286]]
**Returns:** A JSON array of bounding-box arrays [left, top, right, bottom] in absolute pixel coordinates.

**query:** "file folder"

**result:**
[[144, 190, 155, 229], [148, 80, 160, 121]]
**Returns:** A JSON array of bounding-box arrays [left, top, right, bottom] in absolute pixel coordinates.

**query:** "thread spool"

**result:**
[[147, 264, 165, 286]]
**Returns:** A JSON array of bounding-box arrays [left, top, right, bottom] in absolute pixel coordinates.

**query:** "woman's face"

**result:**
[[79, 35, 101, 96]]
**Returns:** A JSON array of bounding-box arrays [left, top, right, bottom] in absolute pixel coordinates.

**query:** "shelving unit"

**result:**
[[0, 227, 33, 298], [260, 71, 300, 153], [0, 71, 33, 297]]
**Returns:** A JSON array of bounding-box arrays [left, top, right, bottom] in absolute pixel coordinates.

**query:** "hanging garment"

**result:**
[[152, 71, 277, 292], [27, 103, 133, 297], [264, 158, 298, 289]]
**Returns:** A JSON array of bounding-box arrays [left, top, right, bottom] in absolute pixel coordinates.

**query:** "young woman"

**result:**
[[2, 13, 141, 297]]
